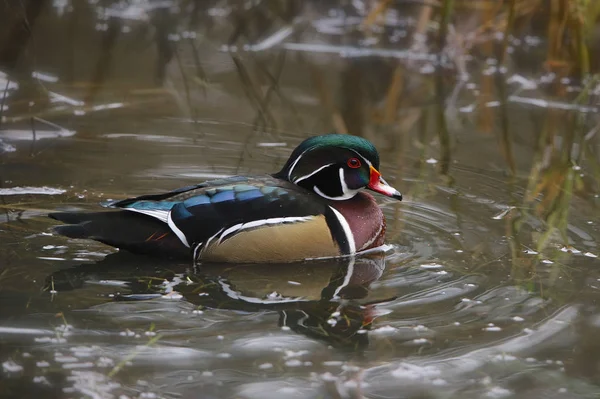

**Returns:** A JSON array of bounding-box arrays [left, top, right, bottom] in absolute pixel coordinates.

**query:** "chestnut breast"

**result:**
[[330, 192, 386, 252]]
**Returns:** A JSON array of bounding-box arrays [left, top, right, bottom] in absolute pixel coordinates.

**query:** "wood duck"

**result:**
[[49, 134, 402, 263]]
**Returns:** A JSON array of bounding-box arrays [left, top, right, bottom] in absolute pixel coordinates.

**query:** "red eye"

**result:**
[[347, 157, 361, 168]]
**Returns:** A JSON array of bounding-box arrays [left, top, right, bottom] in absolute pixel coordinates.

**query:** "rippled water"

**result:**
[[1, 2, 600, 398]]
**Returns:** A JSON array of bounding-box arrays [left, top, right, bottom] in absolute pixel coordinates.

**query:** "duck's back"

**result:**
[[50, 175, 368, 262]]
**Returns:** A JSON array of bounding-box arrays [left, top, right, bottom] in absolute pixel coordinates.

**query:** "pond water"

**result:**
[[1, 2, 600, 398]]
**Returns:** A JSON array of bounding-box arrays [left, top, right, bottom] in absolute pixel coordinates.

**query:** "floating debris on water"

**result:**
[[0, 186, 66, 195], [2, 360, 23, 373], [484, 323, 502, 332]]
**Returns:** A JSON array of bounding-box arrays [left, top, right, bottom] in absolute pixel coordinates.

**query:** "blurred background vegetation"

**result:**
[[1, 3, 600, 395], [1, 0, 599, 271]]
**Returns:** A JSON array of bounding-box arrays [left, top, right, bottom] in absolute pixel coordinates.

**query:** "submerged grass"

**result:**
[[108, 331, 163, 378], [525, 75, 599, 252]]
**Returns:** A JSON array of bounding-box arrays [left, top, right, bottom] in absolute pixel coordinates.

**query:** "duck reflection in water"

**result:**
[[46, 251, 393, 349]]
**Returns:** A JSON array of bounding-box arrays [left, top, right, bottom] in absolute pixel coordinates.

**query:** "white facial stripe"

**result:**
[[339, 168, 347, 194], [124, 207, 169, 223], [294, 163, 334, 184], [167, 211, 190, 248], [289, 146, 372, 179], [290, 146, 373, 201], [287, 148, 310, 180], [217, 216, 314, 244], [361, 155, 373, 168], [313, 168, 359, 201], [328, 206, 356, 254], [346, 148, 372, 168]]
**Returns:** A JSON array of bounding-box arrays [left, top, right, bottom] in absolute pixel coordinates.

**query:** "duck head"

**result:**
[[275, 134, 402, 201]]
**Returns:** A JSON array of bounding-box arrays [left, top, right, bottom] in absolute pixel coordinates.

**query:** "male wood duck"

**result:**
[[49, 134, 402, 263]]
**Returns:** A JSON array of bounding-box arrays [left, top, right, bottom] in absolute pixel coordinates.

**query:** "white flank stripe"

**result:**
[[328, 206, 356, 254], [203, 228, 223, 250], [217, 216, 314, 244], [243, 216, 311, 229], [167, 211, 190, 248], [195, 228, 224, 260], [294, 163, 334, 184], [219, 223, 244, 243], [193, 242, 204, 261], [241, 219, 270, 229], [124, 207, 169, 223]]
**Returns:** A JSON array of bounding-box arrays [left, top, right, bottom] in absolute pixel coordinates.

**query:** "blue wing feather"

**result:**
[[103, 176, 251, 208], [236, 189, 263, 201], [122, 200, 177, 210], [211, 190, 235, 203], [183, 195, 211, 208], [105, 176, 329, 250]]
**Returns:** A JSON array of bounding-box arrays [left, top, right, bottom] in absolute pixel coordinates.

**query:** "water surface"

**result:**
[[1, 2, 600, 398]]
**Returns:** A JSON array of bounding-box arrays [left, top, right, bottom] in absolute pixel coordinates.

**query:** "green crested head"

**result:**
[[274, 134, 401, 201], [278, 134, 380, 175]]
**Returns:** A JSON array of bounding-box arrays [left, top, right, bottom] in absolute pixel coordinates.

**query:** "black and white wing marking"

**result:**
[[107, 178, 355, 260]]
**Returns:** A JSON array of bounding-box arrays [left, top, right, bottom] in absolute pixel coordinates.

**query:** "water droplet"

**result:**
[[420, 263, 443, 269], [485, 386, 512, 398], [484, 324, 502, 332], [285, 359, 303, 367]]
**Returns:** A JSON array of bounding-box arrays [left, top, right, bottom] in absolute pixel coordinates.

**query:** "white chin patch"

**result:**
[[314, 186, 357, 200], [313, 168, 358, 200]]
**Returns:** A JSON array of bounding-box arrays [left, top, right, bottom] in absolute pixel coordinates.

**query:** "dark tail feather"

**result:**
[[53, 223, 90, 239], [49, 211, 189, 259]]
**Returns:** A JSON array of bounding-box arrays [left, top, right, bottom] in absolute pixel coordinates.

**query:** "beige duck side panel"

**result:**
[[201, 215, 341, 263]]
